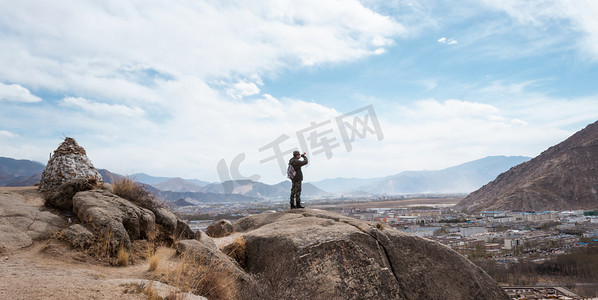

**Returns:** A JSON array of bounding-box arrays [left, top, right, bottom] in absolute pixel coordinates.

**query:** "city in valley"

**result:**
[[177, 194, 598, 299]]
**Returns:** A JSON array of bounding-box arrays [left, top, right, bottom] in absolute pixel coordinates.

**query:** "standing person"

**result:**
[[289, 150, 308, 209]]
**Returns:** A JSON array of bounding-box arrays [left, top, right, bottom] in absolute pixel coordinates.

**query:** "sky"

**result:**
[[1, 0, 598, 184]]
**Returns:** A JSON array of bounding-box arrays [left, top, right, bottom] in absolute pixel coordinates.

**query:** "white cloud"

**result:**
[[400, 99, 499, 120], [373, 48, 386, 55], [226, 80, 261, 99], [437, 37, 457, 45], [481, 0, 598, 60], [0, 83, 42, 103], [0, 130, 17, 138], [0, 0, 404, 92], [60, 97, 145, 117], [511, 119, 528, 126]]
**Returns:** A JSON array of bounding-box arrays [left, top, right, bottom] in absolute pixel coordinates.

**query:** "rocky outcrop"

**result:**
[[0, 187, 65, 252], [149, 206, 197, 241], [63, 224, 94, 249], [229, 209, 508, 300], [72, 190, 155, 253], [206, 219, 234, 238], [39, 138, 103, 210], [458, 120, 598, 212], [45, 178, 94, 210], [176, 239, 250, 282]]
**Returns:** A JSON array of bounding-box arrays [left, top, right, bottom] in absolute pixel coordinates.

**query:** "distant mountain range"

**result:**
[[0, 154, 530, 204], [0, 157, 45, 187], [458, 120, 598, 212], [129, 173, 211, 187], [311, 156, 531, 195], [151, 177, 204, 192]]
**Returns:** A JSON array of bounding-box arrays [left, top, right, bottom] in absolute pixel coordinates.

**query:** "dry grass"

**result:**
[[376, 223, 385, 230], [96, 229, 114, 257], [111, 176, 166, 212], [148, 247, 160, 272], [223, 236, 247, 268], [154, 250, 239, 300], [145, 281, 162, 300], [116, 246, 130, 266]]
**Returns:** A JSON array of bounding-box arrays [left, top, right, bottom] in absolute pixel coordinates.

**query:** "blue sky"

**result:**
[[1, 0, 597, 184]]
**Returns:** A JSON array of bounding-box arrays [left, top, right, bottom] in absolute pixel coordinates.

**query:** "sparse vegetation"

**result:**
[[153, 250, 239, 300], [116, 246, 130, 266], [111, 176, 166, 212], [376, 222, 384, 230], [473, 246, 598, 296], [223, 236, 247, 268], [144, 281, 162, 300], [148, 247, 160, 272], [96, 230, 114, 257], [238, 261, 329, 300]]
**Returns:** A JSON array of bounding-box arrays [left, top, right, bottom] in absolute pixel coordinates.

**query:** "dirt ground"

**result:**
[[0, 242, 148, 299]]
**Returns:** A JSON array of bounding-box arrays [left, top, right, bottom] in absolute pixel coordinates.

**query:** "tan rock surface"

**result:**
[[0, 187, 65, 252], [229, 209, 509, 300]]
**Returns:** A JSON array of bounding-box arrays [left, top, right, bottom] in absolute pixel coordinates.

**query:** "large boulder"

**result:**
[[206, 219, 234, 238], [39, 137, 103, 210], [176, 239, 250, 282], [152, 206, 197, 240], [230, 209, 509, 300], [0, 187, 65, 252], [72, 190, 155, 253]]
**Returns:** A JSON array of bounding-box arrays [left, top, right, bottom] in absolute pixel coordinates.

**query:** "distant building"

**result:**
[[492, 216, 517, 223], [482, 211, 506, 218], [523, 211, 556, 222], [460, 227, 488, 237], [503, 238, 522, 250], [503, 286, 581, 300]]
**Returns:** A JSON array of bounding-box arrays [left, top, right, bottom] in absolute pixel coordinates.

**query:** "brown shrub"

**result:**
[[116, 246, 130, 266], [148, 247, 160, 272], [157, 251, 239, 300], [111, 176, 166, 212], [223, 236, 247, 269]]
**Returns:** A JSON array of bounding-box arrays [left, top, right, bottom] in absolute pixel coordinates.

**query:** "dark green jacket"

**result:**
[[289, 156, 308, 182]]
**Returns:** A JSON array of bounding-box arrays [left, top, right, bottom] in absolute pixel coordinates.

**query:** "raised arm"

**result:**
[[299, 154, 308, 166]]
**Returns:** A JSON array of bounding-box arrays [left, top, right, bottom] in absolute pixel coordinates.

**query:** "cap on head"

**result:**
[[293, 150, 301, 156]]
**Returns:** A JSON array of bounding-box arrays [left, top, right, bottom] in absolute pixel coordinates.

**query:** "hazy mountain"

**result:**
[[458, 120, 598, 212], [130, 172, 210, 187], [151, 177, 203, 192], [311, 177, 383, 193], [198, 180, 330, 199], [312, 156, 531, 195], [0, 157, 45, 186], [97, 169, 121, 183], [158, 190, 259, 203]]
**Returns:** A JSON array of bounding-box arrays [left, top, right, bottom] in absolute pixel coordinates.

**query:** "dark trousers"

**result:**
[[290, 181, 302, 205]]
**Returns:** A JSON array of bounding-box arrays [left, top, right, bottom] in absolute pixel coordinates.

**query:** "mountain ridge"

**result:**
[[312, 155, 531, 195], [0, 157, 45, 187], [457, 120, 598, 212]]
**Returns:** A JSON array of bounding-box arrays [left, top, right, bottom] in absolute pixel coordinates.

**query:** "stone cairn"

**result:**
[[39, 137, 104, 209]]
